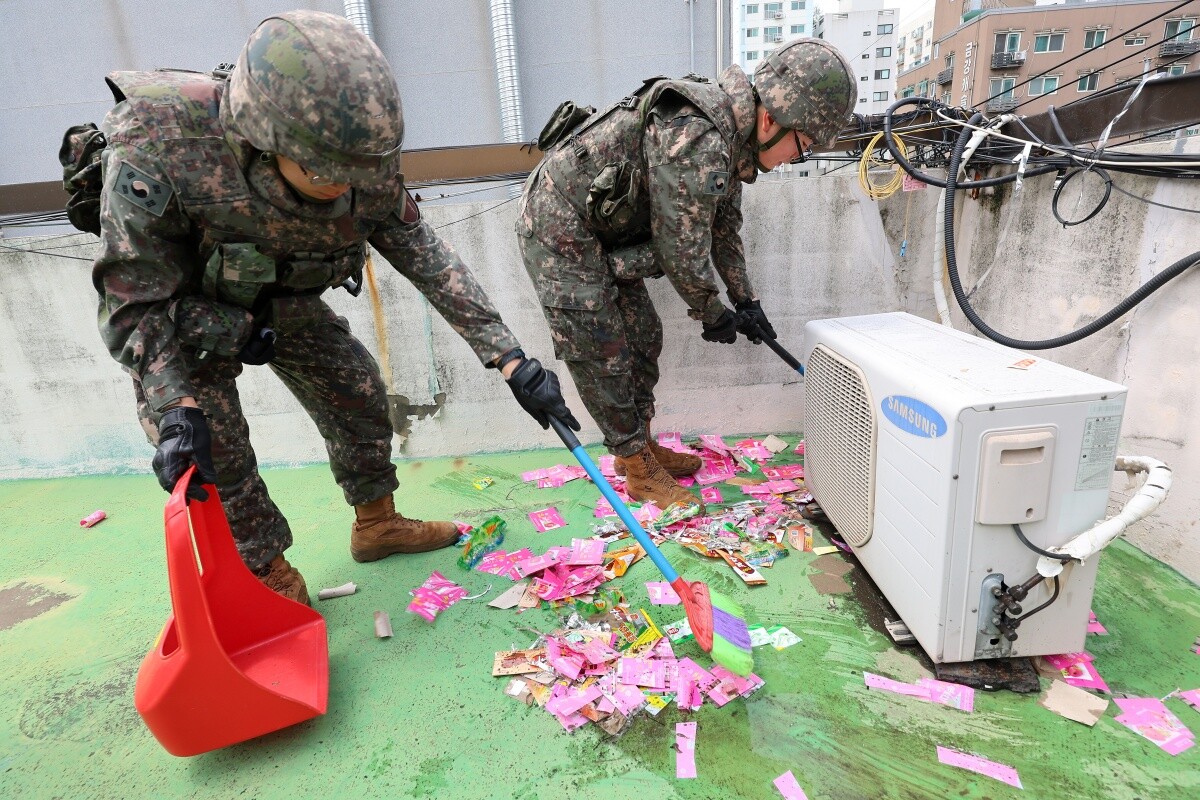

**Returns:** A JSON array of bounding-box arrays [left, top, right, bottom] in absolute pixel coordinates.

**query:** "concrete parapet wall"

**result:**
[[0, 176, 899, 479]]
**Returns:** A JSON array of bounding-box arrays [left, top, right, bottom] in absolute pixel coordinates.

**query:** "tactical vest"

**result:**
[[541, 76, 746, 249], [103, 70, 402, 315]]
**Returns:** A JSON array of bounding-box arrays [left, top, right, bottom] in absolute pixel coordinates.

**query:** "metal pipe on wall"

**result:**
[[714, 0, 724, 73], [489, 0, 525, 144], [343, 0, 374, 39]]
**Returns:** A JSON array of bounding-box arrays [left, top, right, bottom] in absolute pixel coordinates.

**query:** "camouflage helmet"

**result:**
[[753, 38, 857, 149], [224, 10, 404, 185]]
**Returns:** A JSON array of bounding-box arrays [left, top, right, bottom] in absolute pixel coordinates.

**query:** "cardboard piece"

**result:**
[[488, 581, 530, 609], [1039, 679, 1109, 726], [809, 572, 851, 595]]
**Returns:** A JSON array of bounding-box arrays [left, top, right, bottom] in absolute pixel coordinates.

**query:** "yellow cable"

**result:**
[[858, 131, 907, 200]]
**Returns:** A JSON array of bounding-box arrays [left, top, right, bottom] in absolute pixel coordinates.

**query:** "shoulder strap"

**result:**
[[637, 78, 737, 148]]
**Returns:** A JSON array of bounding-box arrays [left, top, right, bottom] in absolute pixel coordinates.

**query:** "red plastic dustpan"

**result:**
[[134, 467, 328, 756]]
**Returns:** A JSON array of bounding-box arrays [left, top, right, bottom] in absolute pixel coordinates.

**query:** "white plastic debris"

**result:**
[[317, 581, 358, 600]]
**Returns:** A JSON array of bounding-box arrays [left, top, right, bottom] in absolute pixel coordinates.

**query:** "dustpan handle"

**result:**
[[163, 467, 223, 651]]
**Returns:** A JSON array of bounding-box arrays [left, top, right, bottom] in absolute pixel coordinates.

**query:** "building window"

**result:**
[[1167, 64, 1187, 76], [945, 53, 955, 69], [878, 24, 894, 34], [862, 53, 870, 59], [745, 50, 759, 60], [1034, 33, 1065, 53], [1028, 76, 1059, 95], [859, 98, 867, 103], [1165, 19, 1196, 41], [933, 42, 940, 59], [1077, 73, 1099, 91], [1125, 37, 1146, 46], [746, 3, 759, 13], [874, 69, 891, 79], [791, 25, 806, 34], [989, 77, 1015, 100], [877, 46, 892, 57], [994, 32, 1021, 53], [864, 30, 872, 37], [1084, 29, 1106, 49], [861, 75, 868, 81], [746, 27, 760, 38], [764, 26, 783, 42], [873, 91, 889, 101], [791, 1, 805, 9], [764, 2, 783, 17]]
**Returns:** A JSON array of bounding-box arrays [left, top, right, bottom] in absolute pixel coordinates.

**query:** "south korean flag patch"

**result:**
[[114, 161, 174, 217]]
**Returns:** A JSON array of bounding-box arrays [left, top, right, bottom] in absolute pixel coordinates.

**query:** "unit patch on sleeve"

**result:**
[[703, 169, 729, 196], [114, 161, 174, 217]]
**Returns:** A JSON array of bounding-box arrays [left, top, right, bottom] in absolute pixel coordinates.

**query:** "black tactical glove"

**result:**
[[700, 308, 739, 344], [735, 299, 776, 344], [237, 328, 277, 365], [152, 407, 218, 502], [507, 358, 581, 431]]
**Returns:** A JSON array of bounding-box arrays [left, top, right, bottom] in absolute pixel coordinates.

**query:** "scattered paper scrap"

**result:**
[[700, 486, 724, 504], [1181, 689, 1200, 711], [1042, 652, 1110, 693], [458, 515, 506, 569], [811, 545, 839, 556], [773, 771, 809, 800], [936, 746, 1022, 788], [769, 625, 802, 650], [493, 648, 546, 676], [865, 673, 974, 711], [80, 509, 107, 528], [472, 476, 494, 490], [475, 547, 533, 581], [762, 434, 789, 453], [406, 571, 469, 622], [373, 610, 393, 639], [865, 672, 932, 700], [647, 581, 682, 605], [488, 581, 529, 609], [316, 581, 357, 600], [1039, 679, 1109, 726], [664, 617, 693, 642], [1087, 610, 1108, 635], [1113, 697, 1195, 755], [675, 721, 697, 779], [530, 507, 568, 532]]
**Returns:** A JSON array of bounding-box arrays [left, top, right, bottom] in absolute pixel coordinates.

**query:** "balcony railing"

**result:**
[[1160, 39, 1200, 57], [985, 96, 1019, 112], [936, 68, 953, 85], [990, 50, 1026, 69]]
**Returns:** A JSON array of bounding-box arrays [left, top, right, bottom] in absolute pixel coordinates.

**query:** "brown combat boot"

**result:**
[[350, 495, 459, 562], [615, 423, 701, 478], [614, 447, 700, 510], [256, 555, 310, 606]]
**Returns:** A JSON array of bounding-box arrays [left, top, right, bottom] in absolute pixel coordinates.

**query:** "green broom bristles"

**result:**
[[708, 588, 754, 676]]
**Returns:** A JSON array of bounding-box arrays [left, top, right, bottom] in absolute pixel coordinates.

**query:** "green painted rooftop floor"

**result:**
[[2, 437, 1199, 799]]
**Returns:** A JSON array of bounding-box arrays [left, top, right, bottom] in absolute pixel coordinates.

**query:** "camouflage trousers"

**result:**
[[135, 306, 398, 571], [516, 184, 663, 457]]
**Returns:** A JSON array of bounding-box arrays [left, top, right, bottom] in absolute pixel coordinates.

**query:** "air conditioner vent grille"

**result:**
[[803, 344, 877, 546]]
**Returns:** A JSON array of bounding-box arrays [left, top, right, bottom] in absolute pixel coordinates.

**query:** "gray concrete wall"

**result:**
[[877, 138, 1200, 583], [0, 176, 898, 480]]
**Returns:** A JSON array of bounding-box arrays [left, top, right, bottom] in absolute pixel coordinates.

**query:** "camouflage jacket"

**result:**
[[93, 70, 519, 412], [523, 66, 759, 325]]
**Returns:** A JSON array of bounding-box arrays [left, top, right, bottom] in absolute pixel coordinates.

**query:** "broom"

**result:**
[[548, 415, 754, 676]]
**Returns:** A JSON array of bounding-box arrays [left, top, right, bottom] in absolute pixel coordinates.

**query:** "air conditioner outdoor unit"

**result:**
[[771, 35, 784, 42], [773, 11, 784, 18], [802, 313, 1126, 663]]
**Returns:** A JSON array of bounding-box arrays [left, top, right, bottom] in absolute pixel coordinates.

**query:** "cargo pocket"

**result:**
[[605, 240, 659, 281], [267, 295, 336, 334], [534, 279, 621, 362], [170, 296, 254, 357], [204, 242, 276, 309]]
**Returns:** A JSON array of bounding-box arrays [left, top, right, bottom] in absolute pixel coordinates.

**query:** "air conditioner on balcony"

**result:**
[[802, 313, 1126, 663], [770, 35, 784, 42], [773, 11, 784, 18]]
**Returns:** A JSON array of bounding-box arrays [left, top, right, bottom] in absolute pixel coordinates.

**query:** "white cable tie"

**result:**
[[1012, 142, 1033, 192]]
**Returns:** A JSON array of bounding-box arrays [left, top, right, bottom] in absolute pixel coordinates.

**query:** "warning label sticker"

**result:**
[[1075, 414, 1123, 490]]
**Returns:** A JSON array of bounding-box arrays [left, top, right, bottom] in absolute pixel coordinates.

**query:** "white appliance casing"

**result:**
[[802, 313, 1126, 662]]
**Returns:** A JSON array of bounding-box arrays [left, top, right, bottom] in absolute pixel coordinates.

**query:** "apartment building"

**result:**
[[895, 0, 935, 75], [814, 0, 901, 117], [900, 0, 1198, 116], [732, 0, 816, 74]]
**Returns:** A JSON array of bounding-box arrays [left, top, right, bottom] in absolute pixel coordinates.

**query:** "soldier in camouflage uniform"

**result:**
[[92, 10, 576, 604], [516, 39, 857, 510]]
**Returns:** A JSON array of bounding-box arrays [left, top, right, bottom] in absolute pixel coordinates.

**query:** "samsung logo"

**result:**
[[882, 395, 947, 438]]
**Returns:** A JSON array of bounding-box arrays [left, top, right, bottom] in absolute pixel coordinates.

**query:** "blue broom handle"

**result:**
[[548, 415, 680, 583]]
